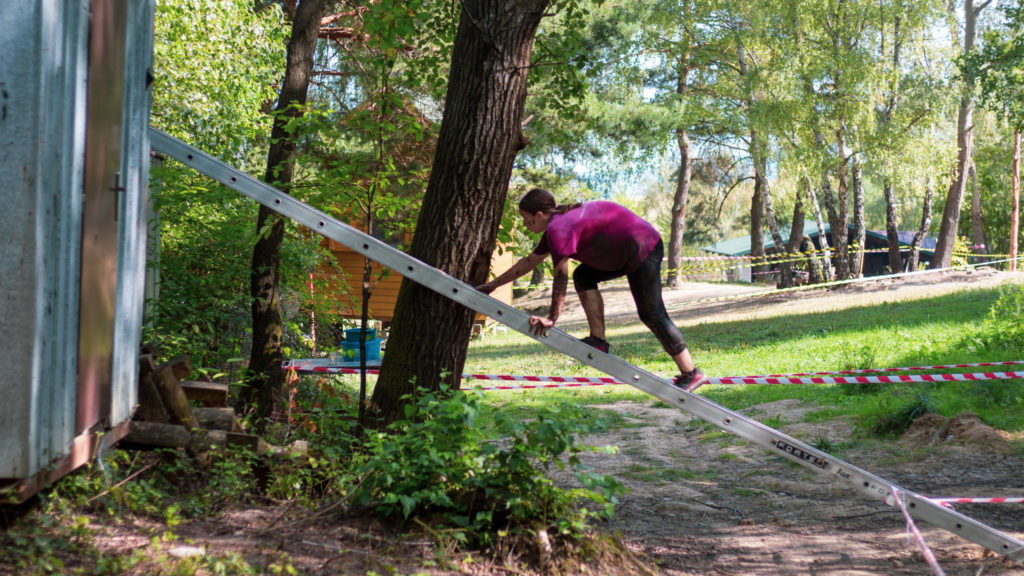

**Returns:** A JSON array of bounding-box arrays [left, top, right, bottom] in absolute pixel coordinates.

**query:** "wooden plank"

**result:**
[[153, 364, 200, 430], [225, 432, 269, 455], [162, 355, 193, 380], [135, 355, 169, 423], [120, 421, 191, 450], [179, 380, 229, 407], [193, 407, 242, 432]]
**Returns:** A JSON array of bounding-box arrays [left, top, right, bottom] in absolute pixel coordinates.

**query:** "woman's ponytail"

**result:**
[[519, 188, 581, 214]]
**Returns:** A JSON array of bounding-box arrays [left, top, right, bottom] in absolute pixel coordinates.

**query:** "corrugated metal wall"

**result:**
[[112, 0, 155, 427], [0, 0, 90, 480], [0, 0, 152, 484]]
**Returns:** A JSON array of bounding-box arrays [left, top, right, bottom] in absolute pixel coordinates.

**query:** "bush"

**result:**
[[355, 387, 624, 549], [967, 283, 1024, 352]]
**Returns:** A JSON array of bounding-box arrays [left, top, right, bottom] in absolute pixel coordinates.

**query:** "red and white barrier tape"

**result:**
[[891, 488, 947, 576], [758, 360, 1024, 378], [708, 371, 1024, 386], [283, 364, 1024, 390]]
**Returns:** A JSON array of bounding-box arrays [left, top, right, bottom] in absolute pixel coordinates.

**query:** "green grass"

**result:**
[[461, 286, 1024, 435]]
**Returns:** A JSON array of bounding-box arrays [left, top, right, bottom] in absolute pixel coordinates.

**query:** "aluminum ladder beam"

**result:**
[[150, 127, 1024, 561]]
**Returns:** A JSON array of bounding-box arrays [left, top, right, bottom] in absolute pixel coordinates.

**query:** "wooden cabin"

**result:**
[[316, 231, 516, 323]]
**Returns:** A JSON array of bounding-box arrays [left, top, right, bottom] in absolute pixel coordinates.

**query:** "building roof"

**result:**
[[703, 223, 936, 257], [703, 221, 828, 256], [863, 229, 937, 253]]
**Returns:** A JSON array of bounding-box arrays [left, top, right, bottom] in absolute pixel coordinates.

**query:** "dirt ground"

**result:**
[[10, 268, 1024, 576]]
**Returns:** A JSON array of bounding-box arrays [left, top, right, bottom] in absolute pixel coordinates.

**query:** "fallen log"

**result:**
[[118, 421, 306, 458], [193, 407, 243, 432]]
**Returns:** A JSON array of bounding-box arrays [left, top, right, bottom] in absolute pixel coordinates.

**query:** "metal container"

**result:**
[[0, 0, 154, 501]]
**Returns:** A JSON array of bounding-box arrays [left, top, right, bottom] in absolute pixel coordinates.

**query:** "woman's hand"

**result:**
[[528, 315, 555, 336]]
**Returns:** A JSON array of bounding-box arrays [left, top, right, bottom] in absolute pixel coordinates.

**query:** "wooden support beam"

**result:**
[[180, 381, 229, 407], [153, 364, 200, 430], [193, 407, 243, 432], [161, 355, 194, 380], [135, 355, 170, 423], [120, 421, 191, 450]]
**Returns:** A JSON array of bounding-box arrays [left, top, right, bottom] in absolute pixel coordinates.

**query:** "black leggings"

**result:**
[[572, 240, 687, 356]]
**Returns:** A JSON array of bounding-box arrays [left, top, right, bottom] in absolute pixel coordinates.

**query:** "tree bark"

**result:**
[[781, 193, 805, 287], [969, 161, 987, 254], [751, 172, 766, 281], [908, 178, 935, 271], [802, 236, 822, 284], [881, 12, 904, 274], [1011, 129, 1021, 272], [803, 177, 832, 281], [932, 0, 983, 268], [851, 155, 865, 277], [370, 0, 549, 422], [528, 266, 545, 290], [883, 177, 903, 273], [804, 170, 832, 282], [245, 0, 326, 422], [666, 65, 693, 288], [738, 43, 785, 286], [833, 129, 851, 279], [751, 130, 788, 285]]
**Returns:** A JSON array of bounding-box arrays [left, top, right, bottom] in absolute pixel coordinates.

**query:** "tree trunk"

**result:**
[[1011, 129, 1021, 272], [751, 176, 766, 281], [781, 193, 805, 288], [528, 265, 545, 290], [833, 130, 851, 280], [851, 155, 865, 277], [908, 178, 935, 271], [969, 161, 987, 254], [666, 65, 693, 288], [804, 173, 833, 282], [802, 236, 823, 284], [245, 0, 325, 422], [370, 0, 549, 422], [880, 12, 904, 275], [738, 43, 785, 285], [932, 0, 983, 268], [751, 131, 788, 279], [883, 177, 903, 273]]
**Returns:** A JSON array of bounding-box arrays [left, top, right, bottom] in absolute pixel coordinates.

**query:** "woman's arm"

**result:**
[[476, 250, 546, 294], [527, 258, 568, 336]]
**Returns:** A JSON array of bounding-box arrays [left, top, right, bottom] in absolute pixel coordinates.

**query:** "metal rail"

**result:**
[[150, 127, 1024, 561]]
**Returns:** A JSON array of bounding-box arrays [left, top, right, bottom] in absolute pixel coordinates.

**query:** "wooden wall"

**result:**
[[316, 237, 516, 323]]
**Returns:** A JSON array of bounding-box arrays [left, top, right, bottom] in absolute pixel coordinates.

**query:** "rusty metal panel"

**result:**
[[77, 0, 127, 434]]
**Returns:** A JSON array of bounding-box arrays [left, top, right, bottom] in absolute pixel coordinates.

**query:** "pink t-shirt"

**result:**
[[533, 201, 661, 273]]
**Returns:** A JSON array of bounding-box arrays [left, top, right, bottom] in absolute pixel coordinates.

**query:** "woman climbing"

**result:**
[[476, 188, 707, 391]]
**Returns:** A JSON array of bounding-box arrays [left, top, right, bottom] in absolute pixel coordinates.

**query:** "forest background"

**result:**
[[149, 0, 1023, 415], [3, 2, 1024, 573]]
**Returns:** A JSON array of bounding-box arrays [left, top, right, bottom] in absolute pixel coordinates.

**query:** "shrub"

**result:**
[[968, 283, 1024, 352], [355, 386, 624, 548]]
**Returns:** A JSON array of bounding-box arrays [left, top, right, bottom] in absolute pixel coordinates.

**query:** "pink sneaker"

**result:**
[[673, 368, 707, 392], [579, 335, 610, 354]]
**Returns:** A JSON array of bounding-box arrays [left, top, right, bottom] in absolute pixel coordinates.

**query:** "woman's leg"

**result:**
[[627, 242, 697, 374], [573, 264, 620, 342], [577, 289, 606, 340]]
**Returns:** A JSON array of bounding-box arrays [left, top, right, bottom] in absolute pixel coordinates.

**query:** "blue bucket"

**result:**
[[341, 338, 382, 362], [344, 327, 377, 342]]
